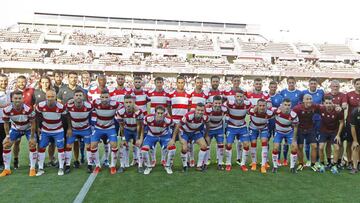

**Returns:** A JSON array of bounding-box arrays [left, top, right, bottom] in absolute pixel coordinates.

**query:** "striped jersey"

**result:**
[[248, 107, 274, 130], [133, 89, 148, 115], [274, 109, 299, 133], [168, 90, 191, 123], [206, 89, 223, 103], [3, 103, 35, 131], [245, 91, 270, 106], [147, 89, 169, 114], [109, 87, 133, 105], [144, 114, 173, 136], [180, 111, 209, 133], [66, 101, 93, 131], [189, 90, 209, 109], [92, 99, 120, 129], [116, 107, 144, 131], [205, 104, 227, 130], [224, 100, 251, 128], [36, 101, 66, 133]]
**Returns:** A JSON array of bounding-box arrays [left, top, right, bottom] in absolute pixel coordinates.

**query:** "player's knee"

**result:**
[[311, 143, 318, 149], [110, 142, 117, 149], [65, 146, 72, 152], [261, 141, 268, 146], [251, 142, 257, 148], [217, 144, 224, 149], [242, 142, 249, 149], [58, 148, 64, 153], [38, 148, 46, 153], [333, 144, 340, 151], [226, 145, 232, 150]]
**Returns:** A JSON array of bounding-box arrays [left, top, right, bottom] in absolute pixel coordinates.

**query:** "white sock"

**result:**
[[29, 149, 37, 169], [141, 148, 150, 167], [272, 151, 279, 168], [189, 143, 195, 161], [166, 147, 176, 167], [38, 151, 45, 170], [3, 149, 11, 170], [86, 149, 92, 165], [217, 145, 224, 165], [204, 147, 210, 164], [250, 144, 257, 163], [161, 148, 167, 163], [290, 152, 298, 168], [261, 145, 268, 167], [236, 140, 242, 160], [137, 147, 143, 168], [92, 149, 100, 167], [150, 147, 156, 163], [225, 148, 232, 165], [181, 152, 188, 167], [197, 149, 207, 167], [111, 148, 118, 167], [133, 146, 139, 163], [119, 146, 126, 168], [241, 148, 249, 166], [65, 149, 72, 166], [125, 146, 130, 167], [58, 150, 65, 169]]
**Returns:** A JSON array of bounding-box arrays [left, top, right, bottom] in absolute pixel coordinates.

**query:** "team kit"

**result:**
[[1, 72, 360, 177]]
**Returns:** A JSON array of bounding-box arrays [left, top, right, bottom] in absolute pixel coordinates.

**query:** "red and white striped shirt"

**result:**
[[223, 88, 246, 103], [205, 104, 227, 130], [224, 100, 251, 128], [144, 114, 173, 136], [66, 101, 93, 131], [249, 108, 274, 130], [206, 89, 223, 103], [169, 90, 191, 123], [147, 89, 169, 114], [92, 99, 120, 129], [36, 101, 66, 133], [189, 90, 209, 109], [133, 89, 148, 115], [116, 107, 144, 131], [88, 86, 108, 102], [109, 87, 133, 105], [3, 104, 35, 131], [180, 111, 209, 133], [245, 91, 270, 106], [274, 109, 299, 133]]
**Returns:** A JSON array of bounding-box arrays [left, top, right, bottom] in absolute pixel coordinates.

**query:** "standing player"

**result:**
[[173, 103, 209, 172], [116, 95, 144, 173], [206, 75, 223, 104], [271, 98, 299, 173], [0, 90, 36, 177], [223, 75, 245, 165], [245, 78, 270, 106], [133, 76, 148, 116], [350, 101, 360, 174], [205, 95, 227, 170], [168, 76, 191, 165], [35, 89, 67, 176], [64, 90, 93, 174], [248, 99, 274, 173], [109, 74, 133, 105], [147, 77, 170, 166], [345, 78, 360, 170], [80, 71, 91, 92], [293, 94, 321, 172], [302, 77, 324, 166], [318, 96, 344, 173], [223, 90, 251, 171], [0, 74, 10, 171], [90, 89, 120, 174], [141, 105, 176, 175]]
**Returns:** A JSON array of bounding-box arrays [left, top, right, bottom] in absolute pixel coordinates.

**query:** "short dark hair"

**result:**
[[177, 76, 185, 82], [155, 77, 163, 82], [213, 95, 222, 101], [17, 75, 26, 80], [68, 71, 78, 76], [81, 71, 90, 76], [232, 75, 240, 80], [100, 89, 109, 95], [287, 76, 296, 82], [54, 70, 62, 76], [134, 76, 142, 81], [196, 102, 205, 108], [254, 78, 262, 82], [155, 105, 165, 112], [269, 81, 277, 86], [124, 94, 134, 100], [211, 75, 220, 81], [324, 95, 333, 101], [0, 74, 7, 78], [283, 98, 291, 103], [257, 98, 266, 104], [12, 90, 23, 97], [234, 89, 245, 95], [353, 78, 360, 84], [195, 77, 203, 82], [309, 77, 318, 83], [74, 89, 84, 94]]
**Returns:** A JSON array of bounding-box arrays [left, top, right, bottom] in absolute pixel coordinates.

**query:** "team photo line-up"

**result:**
[[0, 71, 360, 177]]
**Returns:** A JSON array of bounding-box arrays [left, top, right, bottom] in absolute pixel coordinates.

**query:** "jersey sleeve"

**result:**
[[2, 108, 10, 122], [350, 109, 358, 126]]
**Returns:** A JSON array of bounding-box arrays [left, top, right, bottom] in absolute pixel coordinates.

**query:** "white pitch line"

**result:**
[[73, 155, 106, 203]]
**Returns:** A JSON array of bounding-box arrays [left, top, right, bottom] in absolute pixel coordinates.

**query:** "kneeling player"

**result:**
[[91, 89, 120, 174], [175, 103, 209, 172], [116, 94, 144, 173], [141, 106, 175, 175], [271, 98, 299, 173], [248, 99, 274, 173], [223, 90, 251, 171], [65, 90, 93, 174], [0, 90, 37, 177], [318, 96, 344, 173], [205, 95, 227, 170]]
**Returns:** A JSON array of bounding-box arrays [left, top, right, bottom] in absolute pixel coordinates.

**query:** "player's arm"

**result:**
[[204, 121, 210, 140], [171, 123, 181, 141], [351, 109, 359, 150], [66, 113, 72, 137], [292, 124, 298, 147], [3, 120, 10, 140], [335, 119, 344, 144]]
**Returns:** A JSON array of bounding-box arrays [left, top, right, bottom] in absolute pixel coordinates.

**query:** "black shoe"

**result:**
[[236, 159, 241, 166], [87, 165, 93, 173], [290, 167, 297, 174], [117, 167, 125, 174], [65, 166, 71, 174], [272, 167, 278, 173], [0, 165, 4, 171], [137, 167, 144, 174], [14, 158, 19, 169], [80, 157, 85, 165], [182, 166, 188, 173], [73, 161, 80, 169], [217, 164, 225, 171]]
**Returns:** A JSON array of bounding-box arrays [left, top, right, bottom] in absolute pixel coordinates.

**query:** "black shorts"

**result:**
[[297, 129, 317, 144], [319, 131, 337, 144]]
